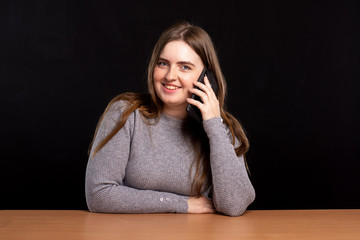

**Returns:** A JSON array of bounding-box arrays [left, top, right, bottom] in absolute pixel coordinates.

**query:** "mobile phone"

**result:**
[[186, 68, 219, 123]]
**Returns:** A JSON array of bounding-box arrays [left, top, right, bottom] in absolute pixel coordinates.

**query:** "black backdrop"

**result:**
[[1, 0, 359, 210]]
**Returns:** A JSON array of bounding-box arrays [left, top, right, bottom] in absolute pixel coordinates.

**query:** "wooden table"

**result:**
[[1, 210, 359, 239]]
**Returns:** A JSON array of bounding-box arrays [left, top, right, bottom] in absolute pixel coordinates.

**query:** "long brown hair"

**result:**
[[89, 21, 250, 196]]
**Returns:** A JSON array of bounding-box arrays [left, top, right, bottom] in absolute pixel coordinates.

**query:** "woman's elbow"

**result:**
[[85, 188, 112, 213], [216, 188, 256, 217], [86, 192, 103, 213]]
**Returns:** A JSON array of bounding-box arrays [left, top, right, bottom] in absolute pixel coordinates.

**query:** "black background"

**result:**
[[1, 0, 359, 210]]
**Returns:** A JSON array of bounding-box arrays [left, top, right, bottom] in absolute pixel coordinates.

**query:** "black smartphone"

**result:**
[[186, 68, 219, 123]]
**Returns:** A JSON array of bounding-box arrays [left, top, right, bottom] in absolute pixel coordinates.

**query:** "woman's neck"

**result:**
[[163, 105, 187, 119]]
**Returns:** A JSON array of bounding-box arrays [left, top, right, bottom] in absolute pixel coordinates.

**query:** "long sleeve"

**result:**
[[203, 117, 255, 216], [85, 102, 188, 213]]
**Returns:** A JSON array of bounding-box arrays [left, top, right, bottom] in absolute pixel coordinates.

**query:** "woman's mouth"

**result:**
[[162, 83, 180, 90]]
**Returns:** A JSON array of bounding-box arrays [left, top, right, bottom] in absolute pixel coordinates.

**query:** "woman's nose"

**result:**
[[165, 67, 178, 81]]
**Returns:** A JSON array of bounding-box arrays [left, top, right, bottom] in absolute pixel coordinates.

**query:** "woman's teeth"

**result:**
[[164, 85, 178, 90]]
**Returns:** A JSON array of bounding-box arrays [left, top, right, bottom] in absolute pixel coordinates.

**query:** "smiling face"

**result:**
[[153, 40, 204, 118]]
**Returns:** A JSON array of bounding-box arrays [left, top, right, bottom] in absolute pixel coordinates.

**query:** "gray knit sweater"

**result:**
[[85, 100, 255, 216]]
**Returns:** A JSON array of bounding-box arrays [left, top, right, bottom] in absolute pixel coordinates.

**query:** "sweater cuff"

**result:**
[[172, 195, 189, 213], [151, 191, 189, 214]]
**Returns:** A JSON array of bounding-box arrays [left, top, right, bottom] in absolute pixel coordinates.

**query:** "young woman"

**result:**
[[85, 21, 255, 216]]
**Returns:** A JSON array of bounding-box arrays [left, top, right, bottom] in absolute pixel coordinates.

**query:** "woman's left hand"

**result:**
[[187, 75, 221, 121]]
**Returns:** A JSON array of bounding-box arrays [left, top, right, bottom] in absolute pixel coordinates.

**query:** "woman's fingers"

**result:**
[[192, 76, 215, 97], [189, 87, 209, 102], [187, 76, 220, 121], [187, 196, 216, 214], [203, 75, 217, 98], [189, 76, 218, 104]]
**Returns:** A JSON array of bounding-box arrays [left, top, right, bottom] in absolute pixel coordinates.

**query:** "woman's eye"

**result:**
[[157, 61, 168, 67], [181, 65, 191, 70]]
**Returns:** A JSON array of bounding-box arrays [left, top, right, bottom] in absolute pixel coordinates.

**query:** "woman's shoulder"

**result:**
[[100, 93, 134, 122], [104, 92, 154, 125], [106, 92, 147, 114], [107, 99, 130, 113], [107, 92, 144, 108]]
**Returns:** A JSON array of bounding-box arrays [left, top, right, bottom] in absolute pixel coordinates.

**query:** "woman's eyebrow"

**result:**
[[158, 57, 196, 67], [158, 57, 169, 62], [177, 61, 195, 67]]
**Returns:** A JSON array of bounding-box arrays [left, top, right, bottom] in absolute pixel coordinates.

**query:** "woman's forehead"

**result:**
[[160, 40, 202, 64]]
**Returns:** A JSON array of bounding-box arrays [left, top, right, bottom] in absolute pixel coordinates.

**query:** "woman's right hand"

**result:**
[[187, 196, 216, 214]]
